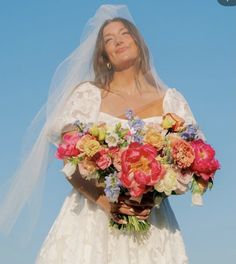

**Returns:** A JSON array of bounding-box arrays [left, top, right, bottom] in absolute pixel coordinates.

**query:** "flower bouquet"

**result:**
[[55, 110, 220, 232]]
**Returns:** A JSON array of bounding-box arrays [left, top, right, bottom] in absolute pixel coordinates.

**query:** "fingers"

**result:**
[[111, 202, 152, 217], [121, 193, 155, 208], [124, 199, 155, 207], [110, 213, 127, 224], [136, 214, 150, 220], [111, 202, 136, 216]]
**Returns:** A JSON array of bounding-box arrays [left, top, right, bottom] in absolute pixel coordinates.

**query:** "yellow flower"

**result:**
[[144, 128, 165, 150], [76, 134, 94, 151], [98, 127, 106, 141], [83, 139, 101, 157], [89, 125, 99, 137]]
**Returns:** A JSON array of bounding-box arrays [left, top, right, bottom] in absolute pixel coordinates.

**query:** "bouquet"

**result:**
[[55, 110, 220, 232]]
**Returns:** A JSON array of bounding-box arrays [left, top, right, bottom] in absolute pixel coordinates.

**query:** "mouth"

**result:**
[[115, 46, 128, 54]]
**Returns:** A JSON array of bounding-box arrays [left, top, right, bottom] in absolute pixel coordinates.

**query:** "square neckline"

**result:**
[[89, 82, 171, 122]]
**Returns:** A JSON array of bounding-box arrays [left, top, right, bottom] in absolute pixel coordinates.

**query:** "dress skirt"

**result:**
[[35, 188, 188, 264]]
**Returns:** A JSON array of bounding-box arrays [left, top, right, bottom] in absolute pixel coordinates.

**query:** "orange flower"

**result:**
[[171, 137, 195, 168], [161, 113, 185, 132]]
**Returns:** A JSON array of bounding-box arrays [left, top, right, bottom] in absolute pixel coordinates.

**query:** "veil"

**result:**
[[0, 4, 170, 246]]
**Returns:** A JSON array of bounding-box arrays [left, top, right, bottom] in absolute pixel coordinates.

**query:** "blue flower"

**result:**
[[133, 134, 144, 143], [131, 119, 145, 132], [180, 124, 199, 141], [73, 119, 81, 127], [125, 109, 134, 120], [104, 172, 121, 203], [73, 120, 92, 135]]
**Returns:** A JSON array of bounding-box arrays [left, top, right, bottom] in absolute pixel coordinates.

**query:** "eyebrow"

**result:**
[[103, 27, 128, 38]]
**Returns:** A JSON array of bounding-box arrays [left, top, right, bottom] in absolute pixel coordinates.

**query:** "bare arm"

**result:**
[[61, 128, 112, 214]]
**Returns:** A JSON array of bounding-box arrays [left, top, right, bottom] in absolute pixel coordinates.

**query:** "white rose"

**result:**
[[61, 162, 76, 180], [155, 168, 177, 196], [105, 132, 119, 147]]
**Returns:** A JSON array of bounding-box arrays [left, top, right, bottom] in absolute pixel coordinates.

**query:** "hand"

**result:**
[[110, 192, 155, 224]]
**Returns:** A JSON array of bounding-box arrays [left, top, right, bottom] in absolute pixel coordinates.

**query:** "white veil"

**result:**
[[0, 4, 170, 246]]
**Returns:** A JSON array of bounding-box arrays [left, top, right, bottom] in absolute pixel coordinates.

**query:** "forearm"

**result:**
[[64, 161, 111, 213]]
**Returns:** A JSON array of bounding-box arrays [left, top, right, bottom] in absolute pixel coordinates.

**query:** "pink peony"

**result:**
[[55, 133, 80, 159], [190, 139, 220, 181], [92, 149, 112, 170], [119, 142, 164, 197], [108, 146, 120, 156]]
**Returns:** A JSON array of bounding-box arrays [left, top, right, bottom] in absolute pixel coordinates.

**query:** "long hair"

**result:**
[[92, 17, 160, 92]]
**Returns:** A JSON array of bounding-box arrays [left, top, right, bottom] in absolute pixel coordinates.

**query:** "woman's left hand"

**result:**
[[110, 193, 155, 224]]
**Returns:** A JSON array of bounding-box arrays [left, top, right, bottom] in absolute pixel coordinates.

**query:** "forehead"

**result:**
[[103, 21, 127, 36]]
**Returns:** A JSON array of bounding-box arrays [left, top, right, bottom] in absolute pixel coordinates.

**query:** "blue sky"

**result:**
[[0, 1, 235, 263]]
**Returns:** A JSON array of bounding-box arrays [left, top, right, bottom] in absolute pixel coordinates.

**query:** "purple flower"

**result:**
[[130, 119, 145, 132], [180, 124, 199, 141], [104, 172, 121, 202], [133, 134, 144, 143], [73, 120, 92, 135], [125, 109, 134, 120], [73, 119, 81, 126]]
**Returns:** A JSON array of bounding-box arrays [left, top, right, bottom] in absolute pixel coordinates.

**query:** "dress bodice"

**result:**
[[48, 81, 199, 146], [97, 87, 170, 125], [98, 111, 163, 125]]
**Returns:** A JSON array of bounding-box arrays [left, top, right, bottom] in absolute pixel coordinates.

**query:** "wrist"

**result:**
[[96, 194, 111, 214]]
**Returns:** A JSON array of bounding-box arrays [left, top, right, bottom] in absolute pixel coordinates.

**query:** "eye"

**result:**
[[122, 31, 130, 35], [104, 38, 113, 44]]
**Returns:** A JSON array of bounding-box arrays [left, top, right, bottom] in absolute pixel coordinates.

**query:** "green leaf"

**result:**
[[208, 180, 214, 190], [109, 215, 150, 233]]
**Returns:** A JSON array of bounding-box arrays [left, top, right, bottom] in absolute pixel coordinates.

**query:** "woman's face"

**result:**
[[103, 21, 139, 71]]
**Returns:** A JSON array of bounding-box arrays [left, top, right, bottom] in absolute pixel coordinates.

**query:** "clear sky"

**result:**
[[0, 1, 235, 263]]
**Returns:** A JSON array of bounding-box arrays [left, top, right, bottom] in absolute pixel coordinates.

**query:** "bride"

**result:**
[[0, 5, 198, 264]]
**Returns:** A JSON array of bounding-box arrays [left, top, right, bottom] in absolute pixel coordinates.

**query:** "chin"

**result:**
[[115, 56, 138, 70]]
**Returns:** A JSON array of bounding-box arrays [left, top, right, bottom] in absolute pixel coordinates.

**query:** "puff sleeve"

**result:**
[[164, 88, 206, 141], [47, 82, 101, 146]]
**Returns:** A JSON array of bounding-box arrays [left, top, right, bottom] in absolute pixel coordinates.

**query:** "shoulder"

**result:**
[[71, 81, 101, 95], [165, 87, 188, 101], [165, 87, 179, 96], [62, 81, 101, 109]]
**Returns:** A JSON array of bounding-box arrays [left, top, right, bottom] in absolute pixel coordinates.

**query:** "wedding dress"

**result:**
[[35, 81, 195, 264]]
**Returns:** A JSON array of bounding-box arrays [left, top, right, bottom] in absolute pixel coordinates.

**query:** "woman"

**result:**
[[0, 5, 197, 264], [35, 6, 196, 263]]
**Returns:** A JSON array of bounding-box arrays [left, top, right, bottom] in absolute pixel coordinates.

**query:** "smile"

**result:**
[[115, 47, 128, 54]]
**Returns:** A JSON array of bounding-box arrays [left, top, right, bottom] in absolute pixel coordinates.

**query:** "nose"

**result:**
[[114, 35, 123, 46]]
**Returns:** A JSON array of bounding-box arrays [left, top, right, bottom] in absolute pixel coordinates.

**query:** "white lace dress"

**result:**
[[35, 82, 196, 264]]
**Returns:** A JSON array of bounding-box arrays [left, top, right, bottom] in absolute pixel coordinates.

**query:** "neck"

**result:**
[[110, 66, 149, 95], [112, 66, 137, 87]]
